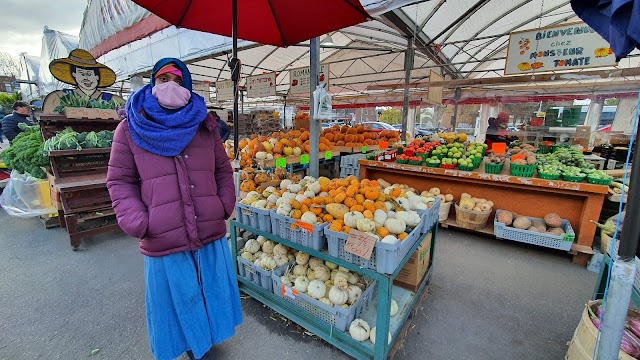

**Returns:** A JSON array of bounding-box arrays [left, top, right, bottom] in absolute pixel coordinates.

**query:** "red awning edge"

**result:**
[[89, 14, 171, 58]]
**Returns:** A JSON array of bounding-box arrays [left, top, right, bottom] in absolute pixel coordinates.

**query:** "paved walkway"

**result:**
[[0, 211, 596, 359]]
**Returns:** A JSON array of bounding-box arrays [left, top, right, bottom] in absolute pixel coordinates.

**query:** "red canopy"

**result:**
[[132, 0, 369, 47]]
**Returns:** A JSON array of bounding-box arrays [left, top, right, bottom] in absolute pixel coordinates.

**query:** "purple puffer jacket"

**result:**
[[106, 115, 235, 257]]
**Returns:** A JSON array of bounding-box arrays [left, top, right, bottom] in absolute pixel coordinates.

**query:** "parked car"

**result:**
[[361, 121, 400, 132]]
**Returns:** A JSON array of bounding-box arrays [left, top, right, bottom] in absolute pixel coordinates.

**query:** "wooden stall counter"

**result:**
[[359, 160, 608, 265]]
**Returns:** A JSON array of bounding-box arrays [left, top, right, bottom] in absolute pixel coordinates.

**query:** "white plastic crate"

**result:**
[[339, 167, 359, 180], [237, 255, 294, 292], [271, 273, 376, 332], [270, 212, 326, 251], [325, 223, 423, 274], [235, 203, 272, 232], [494, 210, 575, 251], [340, 153, 367, 168], [416, 197, 440, 234]]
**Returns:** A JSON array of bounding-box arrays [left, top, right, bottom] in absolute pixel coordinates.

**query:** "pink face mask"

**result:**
[[152, 81, 191, 109]]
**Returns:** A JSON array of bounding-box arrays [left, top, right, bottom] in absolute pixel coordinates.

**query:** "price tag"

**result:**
[[245, 265, 256, 274], [511, 153, 526, 161], [281, 285, 298, 299], [275, 157, 287, 168], [295, 220, 314, 233], [325, 151, 332, 160], [344, 229, 377, 260], [361, 146, 367, 153], [300, 154, 309, 164], [378, 141, 389, 150], [492, 142, 506, 154]]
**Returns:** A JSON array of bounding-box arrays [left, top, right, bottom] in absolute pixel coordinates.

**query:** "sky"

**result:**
[[0, 0, 87, 57]]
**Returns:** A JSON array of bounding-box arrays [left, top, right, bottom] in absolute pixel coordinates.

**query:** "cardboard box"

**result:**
[[294, 118, 310, 130], [394, 232, 432, 292]]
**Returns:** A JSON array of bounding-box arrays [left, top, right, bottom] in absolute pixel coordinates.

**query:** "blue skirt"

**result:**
[[144, 238, 243, 360]]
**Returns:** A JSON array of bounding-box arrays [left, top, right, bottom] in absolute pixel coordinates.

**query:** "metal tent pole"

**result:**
[[309, 37, 320, 178], [230, 0, 240, 161], [451, 87, 461, 130], [598, 123, 640, 360], [401, 37, 414, 142]]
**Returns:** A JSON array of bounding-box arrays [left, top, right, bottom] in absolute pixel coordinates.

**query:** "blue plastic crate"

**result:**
[[270, 212, 326, 251], [237, 254, 295, 292], [416, 196, 440, 234], [493, 210, 574, 251], [271, 272, 376, 332], [325, 223, 423, 275], [235, 203, 272, 232]]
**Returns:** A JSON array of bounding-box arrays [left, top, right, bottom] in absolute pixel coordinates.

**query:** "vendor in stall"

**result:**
[[42, 49, 124, 113], [485, 112, 517, 149]]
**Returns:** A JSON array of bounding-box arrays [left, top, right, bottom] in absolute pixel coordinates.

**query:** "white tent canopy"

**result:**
[[18, 53, 40, 101], [38, 27, 79, 96], [78, 0, 640, 105]]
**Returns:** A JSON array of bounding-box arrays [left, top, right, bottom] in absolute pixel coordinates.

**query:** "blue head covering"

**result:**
[[126, 58, 208, 156]]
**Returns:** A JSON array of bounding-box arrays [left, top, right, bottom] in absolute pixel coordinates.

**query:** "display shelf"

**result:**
[[440, 218, 495, 236], [230, 220, 436, 359], [593, 253, 640, 307]]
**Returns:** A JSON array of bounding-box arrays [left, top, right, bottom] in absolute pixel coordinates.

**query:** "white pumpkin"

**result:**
[[273, 243, 289, 257], [308, 258, 324, 270], [313, 266, 330, 282], [307, 280, 327, 299], [295, 194, 308, 203], [307, 181, 321, 194], [395, 211, 421, 228], [347, 272, 358, 285], [349, 319, 371, 342], [267, 193, 280, 204], [334, 271, 349, 289], [384, 218, 406, 235], [306, 267, 316, 280], [396, 197, 412, 211], [381, 235, 399, 244], [390, 299, 399, 317], [304, 190, 315, 198], [275, 197, 288, 208], [244, 239, 261, 254], [369, 326, 392, 345], [324, 280, 333, 288], [240, 251, 254, 262], [319, 297, 333, 306], [256, 236, 268, 245], [253, 200, 268, 209], [256, 151, 268, 160], [274, 254, 289, 267], [259, 255, 277, 271], [287, 183, 302, 193], [261, 240, 276, 254], [294, 277, 309, 293], [325, 261, 338, 270], [280, 275, 293, 287], [293, 264, 308, 277], [280, 179, 292, 190], [338, 266, 349, 273], [347, 285, 362, 304], [344, 211, 365, 228], [328, 286, 349, 305], [300, 211, 317, 225], [356, 218, 376, 233], [373, 209, 388, 227], [295, 252, 310, 265]]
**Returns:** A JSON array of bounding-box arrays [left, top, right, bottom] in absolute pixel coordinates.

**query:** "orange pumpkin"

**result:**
[[344, 197, 357, 208], [290, 209, 302, 219], [364, 187, 380, 201], [311, 207, 323, 216], [323, 214, 334, 222], [363, 201, 376, 212], [342, 226, 351, 234], [398, 232, 409, 241], [376, 227, 389, 238], [290, 199, 301, 209], [355, 194, 365, 205], [329, 220, 343, 231], [374, 201, 387, 210], [363, 210, 373, 219], [334, 193, 347, 203], [350, 204, 365, 213]]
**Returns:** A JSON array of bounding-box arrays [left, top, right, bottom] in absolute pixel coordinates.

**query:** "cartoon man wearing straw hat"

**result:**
[[42, 49, 124, 113]]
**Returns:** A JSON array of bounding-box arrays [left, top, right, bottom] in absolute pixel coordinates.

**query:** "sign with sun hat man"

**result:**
[[42, 49, 125, 113]]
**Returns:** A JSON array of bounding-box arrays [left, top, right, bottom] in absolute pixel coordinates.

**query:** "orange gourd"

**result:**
[[290, 210, 302, 219], [346, 185, 358, 198], [290, 199, 301, 209], [350, 204, 364, 213], [365, 187, 380, 201], [300, 205, 309, 214], [311, 207, 323, 216], [342, 226, 351, 234], [323, 214, 334, 223], [374, 201, 387, 210], [398, 232, 409, 241], [329, 220, 343, 231], [376, 227, 389, 238], [334, 193, 347, 203], [355, 194, 365, 205], [363, 210, 373, 219], [363, 201, 376, 212], [344, 197, 357, 208]]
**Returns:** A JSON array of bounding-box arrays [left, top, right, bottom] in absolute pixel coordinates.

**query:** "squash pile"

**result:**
[[280, 251, 370, 309], [239, 167, 297, 193], [239, 175, 439, 244]]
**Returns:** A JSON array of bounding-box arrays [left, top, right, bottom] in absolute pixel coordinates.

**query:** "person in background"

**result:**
[[2, 101, 33, 144], [106, 58, 241, 360], [484, 117, 499, 149], [209, 111, 230, 142]]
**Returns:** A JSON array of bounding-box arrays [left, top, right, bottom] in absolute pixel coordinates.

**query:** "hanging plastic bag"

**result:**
[[0, 170, 56, 218], [313, 84, 332, 120]]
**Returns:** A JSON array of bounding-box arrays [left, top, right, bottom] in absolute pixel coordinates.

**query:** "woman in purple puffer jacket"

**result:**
[[106, 58, 242, 360]]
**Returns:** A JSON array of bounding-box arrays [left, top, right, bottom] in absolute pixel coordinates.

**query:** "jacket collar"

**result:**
[[203, 114, 218, 132], [12, 111, 28, 118]]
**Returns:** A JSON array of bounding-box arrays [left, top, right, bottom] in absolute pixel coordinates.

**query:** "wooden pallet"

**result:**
[[39, 215, 61, 229]]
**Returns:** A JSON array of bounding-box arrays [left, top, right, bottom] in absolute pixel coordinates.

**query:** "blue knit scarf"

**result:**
[[126, 84, 208, 156]]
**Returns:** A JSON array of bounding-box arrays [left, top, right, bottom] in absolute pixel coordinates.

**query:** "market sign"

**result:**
[[289, 64, 329, 95], [247, 72, 277, 98], [505, 22, 616, 75], [193, 81, 211, 103], [215, 80, 234, 102]]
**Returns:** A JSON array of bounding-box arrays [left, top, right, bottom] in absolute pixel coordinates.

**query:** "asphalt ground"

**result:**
[[0, 210, 595, 359]]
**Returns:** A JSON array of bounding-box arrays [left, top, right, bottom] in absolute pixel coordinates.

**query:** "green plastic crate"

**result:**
[[484, 163, 503, 174], [396, 159, 409, 164], [457, 164, 474, 171], [471, 157, 482, 168], [562, 174, 586, 183], [510, 163, 536, 177], [587, 176, 612, 185], [409, 160, 423, 166], [537, 145, 552, 154], [538, 172, 561, 180]]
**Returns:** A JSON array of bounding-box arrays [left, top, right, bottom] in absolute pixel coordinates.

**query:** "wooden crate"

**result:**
[[63, 107, 119, 120], [39, 114, 119, 141], [48, 148, 111, 179]]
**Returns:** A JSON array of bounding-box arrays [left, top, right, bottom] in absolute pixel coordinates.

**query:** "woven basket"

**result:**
[[439, 201, 452, 222], [454, 203, 491, 230], [565, 301, 637, 360]]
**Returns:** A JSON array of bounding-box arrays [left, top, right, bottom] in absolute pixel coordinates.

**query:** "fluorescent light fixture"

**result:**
[[321, 35, 334, 46]]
